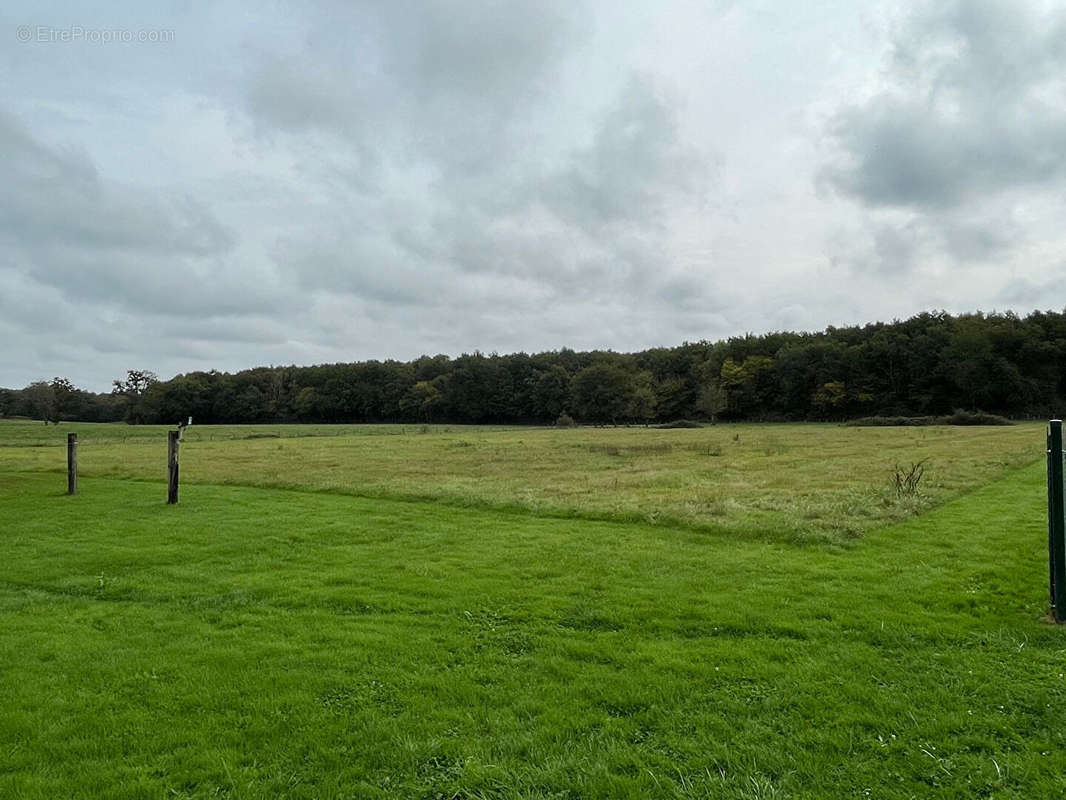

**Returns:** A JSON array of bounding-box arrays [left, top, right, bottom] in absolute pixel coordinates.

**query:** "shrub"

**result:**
[[846, 413, 1012, 427], [942, 410, 1012, 426], [656, 419, 704, 429], [556, 413, 575, 428], [845, 416, 934, 427], [893, 460, 927, 498]]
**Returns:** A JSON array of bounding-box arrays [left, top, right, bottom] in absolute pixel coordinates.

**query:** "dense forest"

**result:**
[[4, 310, 1066, 426]]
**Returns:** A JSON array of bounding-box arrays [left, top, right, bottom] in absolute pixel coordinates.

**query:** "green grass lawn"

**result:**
[[1, 438, 1065, 797]]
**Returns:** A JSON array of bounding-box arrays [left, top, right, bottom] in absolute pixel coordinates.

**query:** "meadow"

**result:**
[[0, 419, 1044, 544], [0, 420, 1063, 798]]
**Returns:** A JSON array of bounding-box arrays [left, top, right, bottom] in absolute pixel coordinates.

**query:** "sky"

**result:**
[[2, 0, 1065, 391]]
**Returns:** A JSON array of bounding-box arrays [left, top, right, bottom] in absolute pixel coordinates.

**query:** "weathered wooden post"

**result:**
[[167, 429, 180, 504], [66, 433, 78, 495], [1048, 420, 1066, 622]]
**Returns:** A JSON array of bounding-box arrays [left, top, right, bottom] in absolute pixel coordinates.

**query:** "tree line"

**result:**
[[4, 310, 1066, 426]]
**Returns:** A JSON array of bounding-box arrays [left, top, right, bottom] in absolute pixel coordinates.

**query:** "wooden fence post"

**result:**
[[67, 433, 77, 495], [167, 430, 180, 504]]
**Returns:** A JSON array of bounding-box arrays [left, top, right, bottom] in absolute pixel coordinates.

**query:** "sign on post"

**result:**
[[1047, 420, 1066, 622]]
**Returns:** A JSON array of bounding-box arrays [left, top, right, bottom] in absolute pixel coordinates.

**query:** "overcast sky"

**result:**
[[3, 0, 1065, 390]]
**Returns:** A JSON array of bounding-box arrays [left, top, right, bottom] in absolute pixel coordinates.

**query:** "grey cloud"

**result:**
[[655, 274, 724, 313], [0, 110, 292, 318], [0, 112, 232, 256], [19, 1, 1056, 391], [938, 212, 1018, 262], [996, 275, 1066, 308], [832, 211, 1014, 275], [242, 1, 712, 326], [820, 0, 1066, 275], [245, 0, 587, 176], [379, 0, 583, 107], [433, 75, 711, 296], [822, 0, 1066, 210], [277, 227, 454, 306], [871, 220, 923, 274], [156, 315, 291, 346], [541, 76, 707, 233], [0, 269, 70, 335], [271, 71, 712, 315], [247, 56, 369, 138], [389, 201, 618, 298], [12, 247, 283, 318], [0, 268, 162, 387]]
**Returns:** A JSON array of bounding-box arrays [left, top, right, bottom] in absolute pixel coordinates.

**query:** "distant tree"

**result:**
[[231, 385, 266, 422], [112, 369, 159, 424], [412, 354, 452, 382], [531, 365, 572, 421], [698, 380, 728, 422], [716, 356, 776, 420], [0, 387, 17, 417], [50, 377, 77, 420], [653, 376, 694, 422], [292, 386, 319, 421], [944, 317, 996, 411], [571, 364, 633, 424], [627, 371, 658, 425], [399, 380, 443, 421], [442, 355, 512, 422], [812, 381, 848, 419], [150, 371, 221, 425], [23, 381, 58, 424], [83, 392, 126, 422], [113, 369, 158, 397]]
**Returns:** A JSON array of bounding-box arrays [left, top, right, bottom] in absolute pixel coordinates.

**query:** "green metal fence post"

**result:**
[[1048, 420, 1065, 622]]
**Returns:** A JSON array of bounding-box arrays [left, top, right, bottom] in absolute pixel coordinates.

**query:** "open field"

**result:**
[[0, 420, 1046, 544], [1, 421, 1064, 798]]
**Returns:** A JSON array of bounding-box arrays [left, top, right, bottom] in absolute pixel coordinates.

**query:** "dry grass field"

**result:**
[[0, 420, 1044, 544]]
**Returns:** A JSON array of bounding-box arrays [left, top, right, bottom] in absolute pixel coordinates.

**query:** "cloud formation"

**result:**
[[2, 0, 1066, 390], [824, 1, 1066, 210], [821, 0, 1066, 272]]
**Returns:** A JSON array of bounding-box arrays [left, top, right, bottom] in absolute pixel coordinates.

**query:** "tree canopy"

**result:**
[[4, 310, 1066, 425]]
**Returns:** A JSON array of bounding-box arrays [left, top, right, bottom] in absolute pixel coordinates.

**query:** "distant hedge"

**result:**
[[845, 411, 1013, 427]]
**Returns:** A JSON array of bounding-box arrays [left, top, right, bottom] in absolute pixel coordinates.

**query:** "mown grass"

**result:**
[[0, 420, 1044, 544], [0, 461, 1063, 798]]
